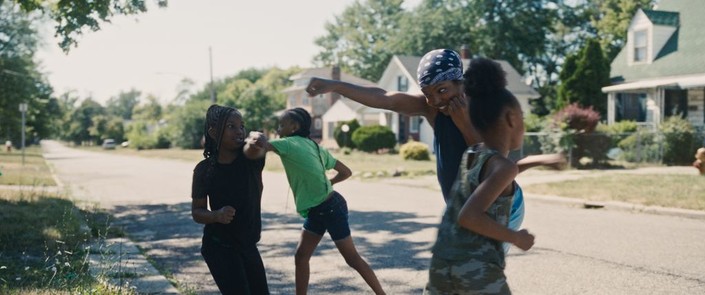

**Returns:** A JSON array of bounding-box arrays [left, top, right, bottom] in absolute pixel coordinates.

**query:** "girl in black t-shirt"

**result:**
[[191, 104, 269, 294]]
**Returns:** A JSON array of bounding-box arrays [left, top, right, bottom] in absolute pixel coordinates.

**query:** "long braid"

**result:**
[[202, 104, 239, 191]]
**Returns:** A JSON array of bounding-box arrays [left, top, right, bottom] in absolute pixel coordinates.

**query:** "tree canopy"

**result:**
[[8, 0, 167, 51]]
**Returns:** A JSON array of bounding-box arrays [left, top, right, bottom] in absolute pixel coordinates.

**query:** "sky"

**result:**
[[35, 0, 420, 105]]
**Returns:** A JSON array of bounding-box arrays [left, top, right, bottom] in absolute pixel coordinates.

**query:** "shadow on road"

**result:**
[[106, 202, 437, 293]]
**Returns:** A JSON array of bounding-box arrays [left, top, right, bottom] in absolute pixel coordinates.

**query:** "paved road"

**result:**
[[42, 140, 705, 294]]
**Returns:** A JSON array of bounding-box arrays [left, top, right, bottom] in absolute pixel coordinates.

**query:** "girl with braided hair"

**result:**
[[191, 104, 269, 294], [245, 107, 386, 295]]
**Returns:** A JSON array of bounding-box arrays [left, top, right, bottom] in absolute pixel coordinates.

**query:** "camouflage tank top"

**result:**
[[431, 146, 515, 268]]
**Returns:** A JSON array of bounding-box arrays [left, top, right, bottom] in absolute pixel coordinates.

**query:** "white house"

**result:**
[[602, 0, 705, 128]]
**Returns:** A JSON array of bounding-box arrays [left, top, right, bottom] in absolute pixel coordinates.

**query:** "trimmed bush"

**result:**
[[660, 116, 696, 165], [399, 140, 430, 161], [618, 130, 661, 163], [334, 119, 360, 149], [351, 125, 396, 153]]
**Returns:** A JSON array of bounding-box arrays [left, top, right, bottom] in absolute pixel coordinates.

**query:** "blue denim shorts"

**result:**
[[303, 191, 351, 241]]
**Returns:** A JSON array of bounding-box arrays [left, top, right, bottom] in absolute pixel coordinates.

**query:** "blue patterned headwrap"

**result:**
[[417, 49, 463, 88]]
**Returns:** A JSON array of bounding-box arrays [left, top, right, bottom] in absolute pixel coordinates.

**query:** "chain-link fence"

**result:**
[[515, 125, 705, 167]]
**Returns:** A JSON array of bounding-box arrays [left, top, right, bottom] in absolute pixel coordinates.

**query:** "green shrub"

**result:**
[[660, 116, 696, 165], [618, 130, 661, 163], [399, 140, 430, 161], [334, 119, 360, 149], [351, 125, 396, 153], [597, 121, 638, 147]]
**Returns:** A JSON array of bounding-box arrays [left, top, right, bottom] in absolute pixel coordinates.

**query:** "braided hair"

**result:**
[[463, 58, 519, 132], [283, 107, 312, 138], [201, 105, 243, 192], [203, 104, 242, 160]]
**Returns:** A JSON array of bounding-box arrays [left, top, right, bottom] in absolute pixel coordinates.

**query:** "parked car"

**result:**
[[102, 139, 116, 150]]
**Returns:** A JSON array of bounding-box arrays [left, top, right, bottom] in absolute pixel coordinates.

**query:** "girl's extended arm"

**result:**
[[306, 77, 432, 117], [244, 131, 277, 159], [191, 198, 236, 225], [457, 157, 535, 251], [329, 160, 352, 185], [516, 153, 567, 173]]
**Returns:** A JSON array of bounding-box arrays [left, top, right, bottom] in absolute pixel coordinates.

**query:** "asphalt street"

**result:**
[[41, 140, 705, 294]]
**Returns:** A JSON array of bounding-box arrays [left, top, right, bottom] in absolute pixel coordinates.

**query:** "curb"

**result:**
[[88, 238, 180, 294], [527, 193, 705, 220]]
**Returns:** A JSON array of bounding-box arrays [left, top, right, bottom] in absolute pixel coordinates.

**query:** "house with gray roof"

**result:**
[[602, 0, 705, 128]]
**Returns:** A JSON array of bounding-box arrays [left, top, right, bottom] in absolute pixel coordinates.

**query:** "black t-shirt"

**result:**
[[192, 149, 265, 247], [434, 114, 468, 202]]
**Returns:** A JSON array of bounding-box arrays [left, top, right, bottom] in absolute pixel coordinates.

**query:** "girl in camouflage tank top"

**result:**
[[425, 58, 536, 295]]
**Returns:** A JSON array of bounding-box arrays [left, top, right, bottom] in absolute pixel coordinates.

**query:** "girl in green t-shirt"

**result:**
[[245, 108, 385, 295]]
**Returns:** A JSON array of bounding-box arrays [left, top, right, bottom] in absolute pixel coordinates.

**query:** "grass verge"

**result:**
[[0, 147, 56, 186], [77, 145, 438, 179], [523, 174, 705, 210], [0, 189, 128, 294]]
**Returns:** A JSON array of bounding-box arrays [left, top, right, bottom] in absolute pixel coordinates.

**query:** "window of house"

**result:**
[[634, 30, 648, 62], [410, 116, 421, 133], [616, 93, 647, 122], [314, 118, 322, 130], [302, 93, 310, 106], [328, 122, 335, 138], [397, 76, 409, 92], [664, 89, 688, 118], [289, 95, 297, 107]]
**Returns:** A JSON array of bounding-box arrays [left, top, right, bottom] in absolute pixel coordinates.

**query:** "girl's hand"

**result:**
[[215, 206, 236, 224], [512, 229, 535, 251]]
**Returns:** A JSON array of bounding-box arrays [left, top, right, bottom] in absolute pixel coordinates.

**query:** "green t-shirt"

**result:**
[[270, 136, 337, 217]]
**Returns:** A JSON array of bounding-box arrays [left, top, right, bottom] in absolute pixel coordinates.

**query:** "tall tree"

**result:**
[[9, 0, 167, 51], [313, 0, 406, 81], [132, 95, 162, 121], [105, 89, 141, 120], [238, 85, 283, 132], [392, 0, 474, 56], [557, 38, 610, 116], [64, 98, 105, 144], [526, 0, 597, 115], [0, 2, 55, 145], [468, 0, 555, 74]]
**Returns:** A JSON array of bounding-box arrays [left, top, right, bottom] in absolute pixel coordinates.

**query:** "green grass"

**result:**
[[79, 145, 438, 179], [0, 147, 56, 186], [0, 189, 128, 294], [523, 174, 705, 210]]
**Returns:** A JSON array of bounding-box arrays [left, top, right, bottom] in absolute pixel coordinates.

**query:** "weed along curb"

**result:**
[[88, 238, 179, 294]]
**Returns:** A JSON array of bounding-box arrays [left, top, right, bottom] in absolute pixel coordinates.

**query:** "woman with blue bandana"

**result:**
[[306, 48, 565, 252]]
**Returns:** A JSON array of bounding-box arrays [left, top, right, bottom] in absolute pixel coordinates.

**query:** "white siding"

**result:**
[[627, 10, 653, 65], [688, 88, 705, 126]]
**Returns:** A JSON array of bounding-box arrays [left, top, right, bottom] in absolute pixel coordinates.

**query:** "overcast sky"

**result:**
[[36, 0, 420, 104]]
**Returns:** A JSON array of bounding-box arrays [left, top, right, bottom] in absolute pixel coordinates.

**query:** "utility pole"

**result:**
[[209, 46, 216, 103], [19, 102, 27, 166]]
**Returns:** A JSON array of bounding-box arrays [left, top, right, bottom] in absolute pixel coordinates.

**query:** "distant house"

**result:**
[[373, 48, 539, 153], [602, 0, 705, 128], [282, 67, 376, 143]]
